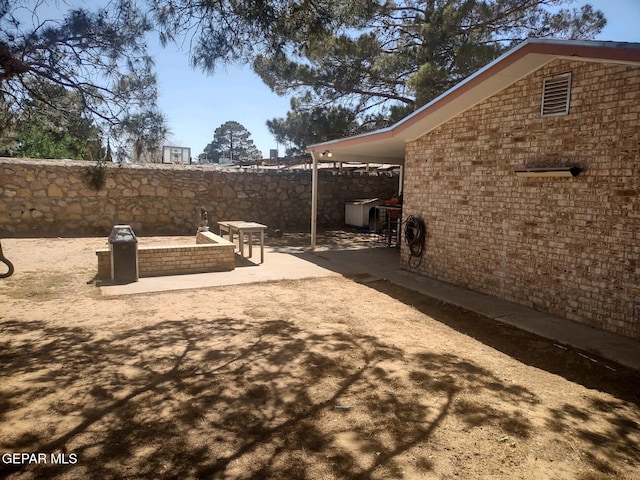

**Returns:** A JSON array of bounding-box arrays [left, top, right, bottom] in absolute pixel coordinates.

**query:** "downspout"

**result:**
[[310, 151, 318, 250]]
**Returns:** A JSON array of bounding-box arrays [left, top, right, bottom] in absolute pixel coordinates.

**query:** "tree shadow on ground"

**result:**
[[1, 313, 539, 479], [266, 228, 384, 253], [363, 280, 640, 479], [365, 280, 640, 406]]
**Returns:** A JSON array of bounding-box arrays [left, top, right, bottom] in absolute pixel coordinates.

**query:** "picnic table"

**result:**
[[217, 221, 267, 263]]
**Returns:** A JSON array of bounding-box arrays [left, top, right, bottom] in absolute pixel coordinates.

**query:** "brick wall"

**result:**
[[402, 59, 640, 339], [0, 160, 398, 236]]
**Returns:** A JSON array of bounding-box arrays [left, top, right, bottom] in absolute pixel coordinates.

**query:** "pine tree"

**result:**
[[202, 121, 262, 164]]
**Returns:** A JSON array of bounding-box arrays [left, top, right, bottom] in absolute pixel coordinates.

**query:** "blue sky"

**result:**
[[152, 47, 291, 159], [155, 0, 640, 159]]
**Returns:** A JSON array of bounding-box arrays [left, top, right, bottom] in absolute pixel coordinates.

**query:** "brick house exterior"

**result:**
[[309, 39, 640, 340], [403, 58, 639, 340]]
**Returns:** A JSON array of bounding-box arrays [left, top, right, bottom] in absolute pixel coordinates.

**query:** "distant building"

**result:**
[[162, 146, 191, 164]]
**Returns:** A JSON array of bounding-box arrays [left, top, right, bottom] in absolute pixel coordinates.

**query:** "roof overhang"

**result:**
[[307, 38, 640, 165]]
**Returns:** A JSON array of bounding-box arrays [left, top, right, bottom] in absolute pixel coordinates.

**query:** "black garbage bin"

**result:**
[[108, 225, 138, 283]]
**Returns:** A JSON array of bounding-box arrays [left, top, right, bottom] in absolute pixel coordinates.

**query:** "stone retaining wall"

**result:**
[[0, 158, 398, 237]]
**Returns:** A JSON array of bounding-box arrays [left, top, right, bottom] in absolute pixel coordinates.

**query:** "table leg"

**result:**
[[222, 226, 233, 245], [239, 230, 245, 258], [260, 229, 264, 263], [248, 231, 253, 258], [224, 226, 233, 244]]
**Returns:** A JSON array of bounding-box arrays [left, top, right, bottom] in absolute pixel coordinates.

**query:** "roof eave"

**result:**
[[308, 38, 640, 159]]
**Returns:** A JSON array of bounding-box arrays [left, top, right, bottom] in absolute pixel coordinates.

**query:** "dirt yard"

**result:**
[[0, 233, 638, 479]]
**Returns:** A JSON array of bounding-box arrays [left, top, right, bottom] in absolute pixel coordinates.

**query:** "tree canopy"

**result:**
[[0, 0, 167, 161], [151, 0, 606, 128], [1, 1, 607, 161], [1, 81, 104, 159], [201, 121, 262, 164], [267, 103, 362, 157]]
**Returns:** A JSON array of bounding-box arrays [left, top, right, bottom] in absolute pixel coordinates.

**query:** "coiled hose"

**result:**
[[404, 215, 425, 269], [0, 240, 14, 278]]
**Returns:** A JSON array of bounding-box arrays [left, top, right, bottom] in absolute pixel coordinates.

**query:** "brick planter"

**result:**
[[96, 231, 235, 281]]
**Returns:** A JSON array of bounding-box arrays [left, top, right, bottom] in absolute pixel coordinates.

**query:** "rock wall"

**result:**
[[0, 158, 398, 237]]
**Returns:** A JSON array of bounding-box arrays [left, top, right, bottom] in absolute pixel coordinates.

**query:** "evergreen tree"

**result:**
[[201, 121, 262, 164], [2, 80, 103, 159], [267, 103, 360, 157], [1, 0, 165, 159], [151, 0, 606, 125]]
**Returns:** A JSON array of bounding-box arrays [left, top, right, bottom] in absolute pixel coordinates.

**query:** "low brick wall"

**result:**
[[96, 231, 235, 281]]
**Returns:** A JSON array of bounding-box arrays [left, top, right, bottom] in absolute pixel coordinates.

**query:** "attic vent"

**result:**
[[541, 73, 571, 117]]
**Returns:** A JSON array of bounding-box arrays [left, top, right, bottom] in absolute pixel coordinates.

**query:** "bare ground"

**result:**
[[0, 233, 639, 480]]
